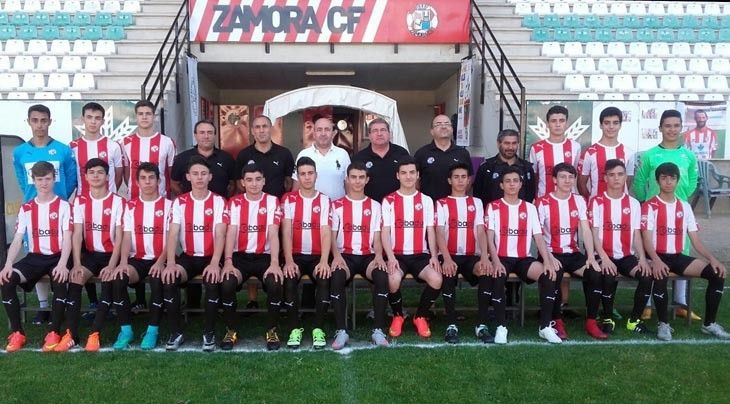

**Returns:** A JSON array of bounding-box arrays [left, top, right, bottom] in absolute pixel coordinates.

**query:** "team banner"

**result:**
[[456, 57, 474, 147], [189, 0, 471, 44]]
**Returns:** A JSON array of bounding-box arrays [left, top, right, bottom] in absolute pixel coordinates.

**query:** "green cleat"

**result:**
[[312, 328, 327, 349], [287, 328, 304, 349]]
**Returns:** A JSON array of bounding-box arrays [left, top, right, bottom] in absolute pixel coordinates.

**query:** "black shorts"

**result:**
[[658, 253, 697, 276], [395, 253, 431, 281], [128, 257, 155, 285], [176, 253, 214, 284], [342, 253, 376, 282], [232, 252, 273, 290], [293, 254, 322, 280], [607, 255, 639, 278], [81, 251, 113, 276], [499, 256, 538, 284], [14, 253, 63, 291], [551, 252, 587, 275], [445, 255, 480, 286]]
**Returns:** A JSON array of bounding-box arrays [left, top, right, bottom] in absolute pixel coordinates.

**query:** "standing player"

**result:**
[[486, 166, 561, 344], [221, 164, 285, 351], [381, 157, 442, 339], [110, 162, 171, 350], [122, 100, 176, 199], [281, 157, 333, 349], [161, 156, 227, 351], [529, 105, 581, 199], [61, 159, 125, 352], [641, 163, 730, 340], [590, 159, 655, 336], [330, 162, 389, 349], [435, 162, 492, 343], [1, 162, 72, 352], [536, 163, 604, 340], [684, 109, 717, 161]]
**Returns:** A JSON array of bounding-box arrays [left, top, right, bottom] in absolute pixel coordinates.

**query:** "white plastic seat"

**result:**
[[666, 58, 687, 74], [533, 3, 551, 15], [644, 58, 665, 74], [46, 73, 70, 91], [667, 3, 684, 16], [716, 43, 730, 58], [514, 2, 532, 15], [650, 42, 670, 57], [629, 3, 647, 16], [704, 4, 721, 16], [4, 39, 25, 55], [711, 59, 730, 74], [123, 0, 142, 13], [552, 58, 573, 74], [688, 58, 710, 74], [578, 93, 599, 100], [83, 0, 101, 12], [685, 3, 703, 16], [572, 3, 590, 15], [620, 58, 642, 74], [724, 4, 730, 16], [0, 73, 20, 91], [23, 0, 41, 12], [43, 0, 61, 12], [103, 0, 122, 12], [703, 94, 725, 102], [11, 56, 35, 72], [563, 42, 584, 57], [564, 74, 587, 91], [684, 75, 706, 91], [33, 91, 55, 100], [59, 56, 82, 73], [26, 40, 48, 56], [36, 56, 58, 73], [71, 40, 94, 56], [0, 56, 9, 72], [606, 42, 627, 57], [647, 3, 665, 15], [628, 42, 649, 57], [83, 56, 106, 72], [609, 3, 627, 16], [63, 0, 81, 12], [591, 2, 609, 16], [585, 42, 605, 57], [654, 94, 675, 101], [49, 40, 71, 56], [589, 74, 611, 92], [60, 91, 82, 99], [6, 91, 29, 99], [693, 43, 714, 58], [603, 93, 625, 101], [636, 74, 659, 92], [20, 73, 45, 91], [575, 57, 596, 74], [678, 93, 699, 102], [3, 0, 22, 12], [707, 75, 729, 92], [628, 93, 650, 101], [671, 43, 692, 58], [612, 75, 634, 92], [553, 3, 570, 15], [597, 57, 619, 74], [70, 73, 95, 90], [542, 42, 561, 57], [94, 40, 117, 55], [660, 75, 682, 92]]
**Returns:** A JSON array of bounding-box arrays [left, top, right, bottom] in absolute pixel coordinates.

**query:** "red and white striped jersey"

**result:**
[[332, 196, 382, 256], [436, 196, 484, 256], [123, 196, 172, 260], [226, 193, 282, 254], [577, 142, 636, 198], [589, 192, 641, 259], [382, 191, 435, 256], [529, 138, 581, 198], [487, 199, 542, 258], [122, 132, 176, 199], [70, 136, 123, 195], [282, 191, 332, 255], [16, 196, 72, 255], [171, 191, 226, 257], [536, 193, 587, 254], [684, 127, 717, 160], [73, 192, 125, 253], [640, 196, 697, 254]]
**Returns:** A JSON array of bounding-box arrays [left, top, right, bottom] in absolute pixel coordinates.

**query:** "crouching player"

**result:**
[[641, 162, 730, 340], [1, 162, 72, 352]]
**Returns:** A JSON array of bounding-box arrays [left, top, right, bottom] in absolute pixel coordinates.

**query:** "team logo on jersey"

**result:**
[[366, 161, 373, 169], [247, 160, 255, 165], [676, 211, 684, 218], [98, 151, 107, 159], [151, 145, 159, 152], [49, 212, 58, 220], [622, 207, 631, 215], [519, 212, 527, 220], [313, 206, 321, 214], [640, 215, 648, 225], [155, 210, 164, 217], [406, 4, 438, 37], [48, 149, 57, 156], [204, 208, 213, 216], [415, 203, 423, 211], [103, 208, 112, 216], [427, 157, 435, 164], [564, 151, 572, 159], [363, 209, 371, 216], [570, 210, 578, 217], [258, 207, 267, 215], [467, 204, 476, 212], [492, 172, 499, 179]]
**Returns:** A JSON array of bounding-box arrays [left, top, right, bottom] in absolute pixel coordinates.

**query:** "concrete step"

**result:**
[[125, 26, 174, 41], [474, 1, 518, 16], [140, 1, 187, 14], [133, 14, 178, 27], [115, 41, 169, 56]]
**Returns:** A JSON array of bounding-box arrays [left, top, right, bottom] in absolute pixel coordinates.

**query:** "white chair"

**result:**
[[703, 94, 725, 102], [654, 93, 676, 101], [591, 2, 609, 15], [0, 56, 10, 72], [606, 42, 627, 57], [620, 58, 642, 74], [542, 42, 562, 57], [578, 93, 599, 100], [20, 73, 45, 91], [0, 73, 20, 91], [628, 93, 650, 101], [660, 75, 682, 92], [650, 42, 670, 57], [694, 43, 714, 58], [724, 4, 730, 15], [83, 0, 101, 12], [612, 75, 634, 92], [11, 56, 35, 72], [26, 40, 48, 56], [33, 91, 55, 100], [564, 74, 587, 91], [3, 0, 22, 12], [71, 40, 94, 56], [647, 3, 665, 15], [552, 58, 573, 74], [4, 39, 25, 55], [711, 59, 730, 74], [667, 3, 684, 16], [644, 58, 665, 74], [43, 0, 62, 12], [604, 93, 625, 101], [597, 57, 619, 74], [609, 2, 628, 16], [103, 0, 121, 12], [83, 56, 106, 72], [49, 40, 71, 56], [715, 43, 730, 58], [563, 42, 584, 57], [589, 74, 611, 92], [6, 92, 29, 99], [688, 58, 710, 74], [678, 93, 700, 102], [553, 3, 571, 15], [684, 75, 706, 91], [704, 3, 721, 16], [60, 91, 82, 99], [585, 42, 605, 57], [636, 74, 659, 92], [23, 0, 41, 12], [71, 73, 95, 90], [629, 3, 647, 16], [533, 3, 551, 15], [514, 2, 532, 15], [36, 56, 58, 73], [628, 42, 649, 58], [666, 58, 687, 74], [94, 40, 117, 55], [671, 43, 693, 58], [707, 75, 729, 92], [62, 0, 81, 12], [59, 56, 82, 72], [46, 72, 69, 91], [572, 3, 590, 15], [575, 57, 596, 74]]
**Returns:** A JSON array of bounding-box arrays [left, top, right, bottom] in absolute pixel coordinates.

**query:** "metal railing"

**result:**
[[470, 0, 526, 143], [141, 0, 191, 129]]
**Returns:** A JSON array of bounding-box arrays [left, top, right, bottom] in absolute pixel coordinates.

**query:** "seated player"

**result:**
[[589, 159, 654, 337], [435, 162, 493, 344], [63, 158, 125, 352], [535, 163, 604, 340], [381, 157, 442, 339], [111, 162, 172, 350], [282, 157, 332, 349], [221, 164, 285, 351], [486, 166, 561, 344], [1, 162, 72, 352], [162, 156, 227, 351], [330, 162, 389, 349], [641, 162, 730, 340]]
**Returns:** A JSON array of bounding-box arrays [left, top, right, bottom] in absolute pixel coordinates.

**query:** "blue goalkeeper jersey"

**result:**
[[13, 137, 77, 202]]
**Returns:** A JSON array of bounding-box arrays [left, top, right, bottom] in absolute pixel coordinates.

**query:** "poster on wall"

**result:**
[[456, 57, 473, 147], [677, 102, 727, 161], [253, 105, 283, 146], [219, 105, 250, 160], [302, 106, 333, 149]]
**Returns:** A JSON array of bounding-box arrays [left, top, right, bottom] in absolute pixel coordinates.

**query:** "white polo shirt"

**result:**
[[293, 144, 351, 200]]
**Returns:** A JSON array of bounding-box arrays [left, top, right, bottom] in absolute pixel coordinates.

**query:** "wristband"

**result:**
[[224, 257, 233, 262]]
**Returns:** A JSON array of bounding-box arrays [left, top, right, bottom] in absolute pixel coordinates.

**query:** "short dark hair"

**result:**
[[82, 102, 105, 117], [134, 100, 155, 113], [448, 162, 472, 176], [136, 162, 159, 180], [655, 162, 680, 182], [604, 158, 626, 173], [694, 109, 707, 117], [30, 161, 55, 178], [497, 129, 519, 143], [194, 119, 215, 134], [241, 163, 265, 178], [252, 115, 272, 125], [599, 107, 623, 124], [85, 157, 109, 174], [347, 161, 369, 176], [501, 166, 523, 182], [551, 162, 577, 177], [186, 155, 210, 173], [312, 114, 333, 126], [28, 104, 51, 119], [368, 118, 390, 133], [659, 109, 682, 127], [397, 156, 417, 171], [546, 105, 569, 121], [296, 156, 316, 171]]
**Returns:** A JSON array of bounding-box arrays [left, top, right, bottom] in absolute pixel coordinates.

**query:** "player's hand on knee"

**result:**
[[601, 258, 618, 276], [149, 262, 164, 278], [52, 265, 69, 283], [283, 261, 299, 278], [221, 263, 236, 281], [203, 264, 221, 283], [637, 258, 652, 277], [386, 259, 400, 274], [442, 258, 457, 276], [99, 266, 115, 282], [0, 266, 12, 284], [315, 261, 331, 279], [587, 256, 600, 273], [371, 255, 386, 272], [651, 260, 669, 279], [331, 256, 348, 272], [429, 256, 441, 274], [264, 265, 284, 283], [710, 259, 726, 278], [161, 264, 179, 284], [491, 260, 506, 277]]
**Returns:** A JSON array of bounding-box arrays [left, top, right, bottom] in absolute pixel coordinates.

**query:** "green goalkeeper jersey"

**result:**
[[632, 144, 698, 202]]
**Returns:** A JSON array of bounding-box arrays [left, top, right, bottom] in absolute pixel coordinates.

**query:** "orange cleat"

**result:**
[[389, 315, 405, 337], [553, 319, 569, 340], [85, 332, 100, 352], [5, 331, 27, 353], [412, 316, 432, 339], [54, 329, 76, 352], [585, 319, 608, 340], [41, 331, 61, 352]]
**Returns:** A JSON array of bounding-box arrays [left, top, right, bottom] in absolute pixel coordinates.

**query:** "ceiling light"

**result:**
[[305, 69, 356, 76]]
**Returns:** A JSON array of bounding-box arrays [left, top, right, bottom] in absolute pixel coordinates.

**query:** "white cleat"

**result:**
[[494, 325, 508, 345], [701, 322, 730, 339], [539, 326, 563, 344]]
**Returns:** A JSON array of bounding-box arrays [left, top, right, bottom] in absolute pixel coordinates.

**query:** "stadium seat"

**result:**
[[636, 28, 656, 43], [62, 0, 81, 13], [24, 0, 41, 12], [724, 4, 730, 16], [113, 12, 134, 27], [575, 57, 596, 74], [574, 28, 593, 42], [522, 14, 541, 28], [59, 55, 82, 72], [676, 29, 696, 43], [644, 58, 665, 74], [21, 73, 45, 91], [660, 75, 682, 92], [103, 0, 122, 13], [84, 0, 102, 12], [83, 56, 105, 72], [10, 12, 29, 25], [654, 93, 675, 101], [553, 28, 573, 42], [603, 93, 625, 101], [628, 42, 649, 57], [71, 72, 95, 90], [610, 2, 628, 16], [684, 75, 706, 91], [563, 42, 583, 57], [591, 3, 609, 16], [623, 15, 642, 29], [11, 55, 34, 72], [620, 58, 642, 74], [650, 42, 670, 57], [716, 43, 730, 58], [597, 57, 619, 74], [572, 3, 590, 16], [43, 0, 62, 12], [3, 39, 24, 54], [94, 40, 116, 55], [700, 16, 720, 30], [719, 29, 730, 43], [612, 75, 634, 92], [666, 59, 688, 74], [61, 26, 81, 40], [703, 94, 725, 102], [0, 12, 7, 25], [678, 93, 699, 102], [707, 75, 728, 92], [553, 3, 571, 15], [606, 42, 627, 57], [36, 55, 58, 73], [711, 59, 730, 74], [94, 13, 113, 27], [552, 58, 573, 74], [46, 72, 69, 90], [72, 12, 91, 26], [541, 42, 562, 57], [3, 0, 22, 12], [26, 39, 47, 55], [564, 74, 587, 91], [704, 3, 722, 16], [514, 2, 532, 15], [656, 28, 675, 43], [688, 58, 709, 74], [71, 39, 93, 55], [670, 42, 692, 57], [40, 26, 60, 41], [0, 56, 9, 71], [721, 16, 730, 30], [628, 93, 650, 101], [33, 91, 55, 99], [0, 25, 17, 40], [594, 28, 612, 43], [49, 39, 71, 55], [643, 16, 661, 29], [103, 26, 125, 41], [531, 28, 551, 42], [585, 42, 604, 57], [629, 3, 646, 16], [533, 3, 551, 15], [83, 26, 103, 41], [589, 74, 611, 92], [685, 3, 703, 16], [662, 16, 680, 29], [32, 12, 50, 26], [51, 12, 71, 26], [698, 29, 717, 43], [681, 16, 699, 29], [600, 16, 619, 29], [694, 43, 714, 58], [17, 25, 37, 40], [6, 91, 29, 99], [583, 15, 599, 29], [667, 3, 684, 16], [578, 93, 598, 100], [0, 73, 20, 90], [636, 74, 659, 92], [615, 28, 633, 42], [60, 91, 82, 99]]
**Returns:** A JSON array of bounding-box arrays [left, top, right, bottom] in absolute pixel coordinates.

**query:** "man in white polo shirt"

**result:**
[[293, 115, 350, 200]]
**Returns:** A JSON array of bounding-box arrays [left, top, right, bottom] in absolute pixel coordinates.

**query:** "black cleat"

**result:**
[[445, 325, 459, 344]]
